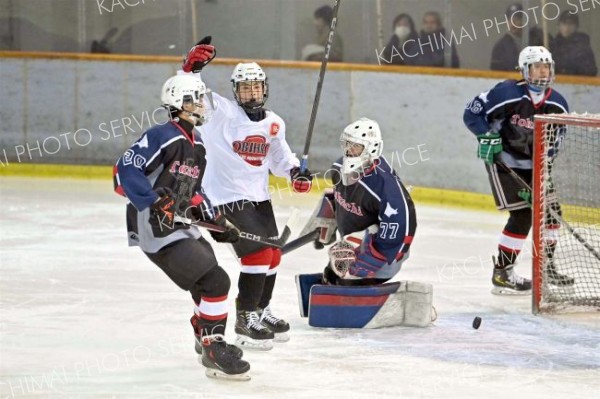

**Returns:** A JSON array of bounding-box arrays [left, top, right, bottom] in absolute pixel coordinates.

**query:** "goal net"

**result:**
[[532, 113, 600, 314]]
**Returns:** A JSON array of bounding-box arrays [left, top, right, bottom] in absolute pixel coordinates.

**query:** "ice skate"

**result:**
[[259, 305, 290, 342], [201, 335, 250, 381], [190, 315, 243, 359], [491, 258, 531, 296], [235, 310, 274, 351]]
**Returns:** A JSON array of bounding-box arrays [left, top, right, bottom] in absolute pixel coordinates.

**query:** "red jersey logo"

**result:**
[[270, 123, 280, 137], [232, 135, 270, 166]]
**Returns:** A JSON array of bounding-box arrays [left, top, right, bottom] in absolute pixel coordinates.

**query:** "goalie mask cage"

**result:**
[[532, 112, 600, 314]]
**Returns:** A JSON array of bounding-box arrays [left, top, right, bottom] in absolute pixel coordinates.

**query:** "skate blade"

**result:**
[[274, 332, 290, 343], [205, 368, 251, 381], [235, 335, 274, 351], [491, 286, 531, 296]]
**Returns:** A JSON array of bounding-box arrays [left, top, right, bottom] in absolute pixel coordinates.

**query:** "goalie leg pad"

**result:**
[[295, 273, 323, 317], [307, 281, 434, 328]]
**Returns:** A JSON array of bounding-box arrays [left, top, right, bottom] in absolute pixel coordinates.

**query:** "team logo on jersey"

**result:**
[[511, 114, 534, 129], [169, 160, 200, 178], [270, 123, 280, 137], [232, 135, 270, 166], [334, 191, 364, 216]]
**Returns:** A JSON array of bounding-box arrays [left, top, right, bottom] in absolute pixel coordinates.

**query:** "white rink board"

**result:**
[[1, 177, 599, 399]]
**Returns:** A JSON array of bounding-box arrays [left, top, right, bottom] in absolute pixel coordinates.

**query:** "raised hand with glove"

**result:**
[[477, 132, 503, 165], [290, 166, 313, 193], [182, 36, 216, 73]]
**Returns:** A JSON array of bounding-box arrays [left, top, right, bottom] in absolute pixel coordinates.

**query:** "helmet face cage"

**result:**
[[339, 118, 383, 185], [519, 46, 555, 90], [230, 62, 269, 112]]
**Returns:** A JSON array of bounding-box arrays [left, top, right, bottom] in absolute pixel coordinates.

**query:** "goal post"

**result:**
[[532, 113, 600, 314]]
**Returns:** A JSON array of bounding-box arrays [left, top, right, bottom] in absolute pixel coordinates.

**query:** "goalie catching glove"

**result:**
[[182, 36, 216, 73], [328, 235, 387, 279]]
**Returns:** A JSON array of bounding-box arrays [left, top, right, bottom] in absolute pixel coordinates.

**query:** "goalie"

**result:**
[[311, 117, 417, 285]]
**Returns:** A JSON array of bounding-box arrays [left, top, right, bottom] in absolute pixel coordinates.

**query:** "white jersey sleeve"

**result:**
[[266, 116, 300, 177]]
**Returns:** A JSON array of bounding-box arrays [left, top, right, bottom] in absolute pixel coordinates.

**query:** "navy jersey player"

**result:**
[[315, 118, 417, 285], [113, 75, 251, 380], [181, 37, 312, 350], [463, 46, 574, 295]]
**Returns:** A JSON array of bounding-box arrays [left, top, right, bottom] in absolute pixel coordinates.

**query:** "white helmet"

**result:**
[[161, 74, 211, 125], [230, 62, 269, 112], [339, 118, 383, 185], [518, 46, 555, 91]]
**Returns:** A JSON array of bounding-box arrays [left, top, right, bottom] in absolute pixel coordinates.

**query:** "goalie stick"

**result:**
[[300, 0, 341, 173], [496, 161, 600, 262]]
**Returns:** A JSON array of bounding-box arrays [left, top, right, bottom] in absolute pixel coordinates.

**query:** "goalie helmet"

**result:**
[[161, 75, 212, 125], [517, 46, 555, 91], [231, 62, 269, 112], [339, 118, 383, 185]]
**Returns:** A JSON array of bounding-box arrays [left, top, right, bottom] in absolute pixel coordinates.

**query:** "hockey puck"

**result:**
[[472, 316, 482, 329]]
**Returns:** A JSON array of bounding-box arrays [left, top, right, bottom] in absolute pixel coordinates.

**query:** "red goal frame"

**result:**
[[532, 113, 600, 314]]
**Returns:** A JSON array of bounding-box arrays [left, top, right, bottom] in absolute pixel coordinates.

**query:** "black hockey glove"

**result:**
[[209, 215, 240, 244], [290, 167, 313, 193], [150, 187, 176, 227], [182, 36, 216, 73]]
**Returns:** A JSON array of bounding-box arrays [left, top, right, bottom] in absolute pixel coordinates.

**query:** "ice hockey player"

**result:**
[[310, 117, 417, 285], [463, 46, 574, 295], [181, 37, 313, 350], [113, 74, 250, 380]]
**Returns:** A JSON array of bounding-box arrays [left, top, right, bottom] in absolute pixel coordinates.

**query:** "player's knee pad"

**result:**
[[190, 266, 231, 299], [506, 208, 532, 236], [241, 247, 273, 266]]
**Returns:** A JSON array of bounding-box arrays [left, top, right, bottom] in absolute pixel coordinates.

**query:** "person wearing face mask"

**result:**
[[381, 13, 419, 65], [550, 11, 597, 76]]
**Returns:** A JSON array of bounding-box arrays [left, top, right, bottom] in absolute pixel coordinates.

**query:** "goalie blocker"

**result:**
[[295, 273, 434, 328]]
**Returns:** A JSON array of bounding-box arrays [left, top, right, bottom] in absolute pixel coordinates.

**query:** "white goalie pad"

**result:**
[[364, 281, 435, 328], [300, 189, 337, 245]]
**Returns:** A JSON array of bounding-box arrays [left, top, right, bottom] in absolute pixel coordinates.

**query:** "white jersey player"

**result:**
[[181, 36, 313, 350]]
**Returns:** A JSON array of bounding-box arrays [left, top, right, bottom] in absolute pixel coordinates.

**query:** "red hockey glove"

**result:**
[[290, 167, 313, 193], [182, 36, 216, 73], [150, 187, 176, 226]]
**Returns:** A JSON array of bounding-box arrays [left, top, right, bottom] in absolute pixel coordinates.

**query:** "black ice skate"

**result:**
[[235, 310, 274, 351], [201, 335, 250, 381], [491, 257, 532, 296], [259, 305, 290, 342], [190, 315, 243, 359], [546, 263, 575, 286]]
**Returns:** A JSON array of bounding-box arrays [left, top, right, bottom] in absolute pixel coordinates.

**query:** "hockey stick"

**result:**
[[300, 0, 341, 173], [282, 229, 321, 255], [174, 215, 281, 248], [496, 161, 600, 262]]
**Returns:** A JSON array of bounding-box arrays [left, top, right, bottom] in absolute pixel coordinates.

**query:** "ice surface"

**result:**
[[1, 177, 598, 399]]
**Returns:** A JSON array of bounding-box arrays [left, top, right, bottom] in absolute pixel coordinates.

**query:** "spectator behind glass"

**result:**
[[301, 5, 343, 62], [414, 11, 460, 68], [380, 13, 419, 65], [551, 11, 597, 76], [490, 3, 548, 71]]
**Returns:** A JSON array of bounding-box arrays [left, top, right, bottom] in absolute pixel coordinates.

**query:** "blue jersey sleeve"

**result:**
[[116, 130, 166, 211], [463, 80, 520, 136], [370, 173, 412, 264]]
